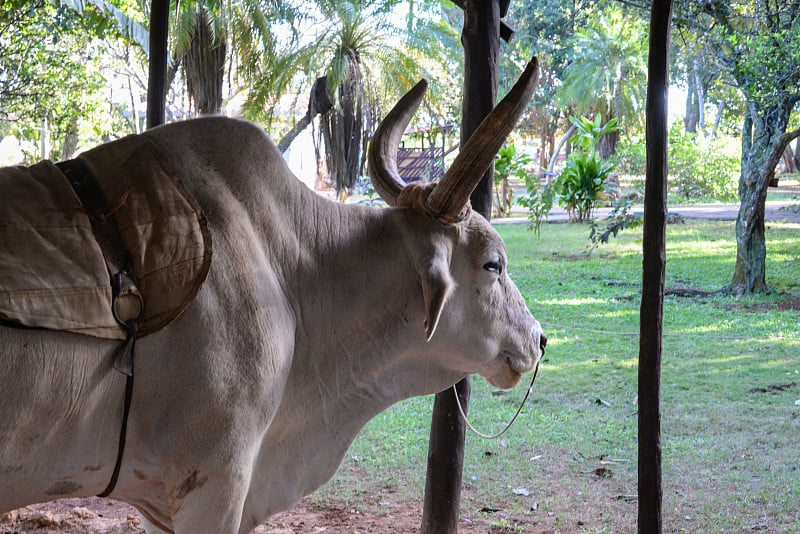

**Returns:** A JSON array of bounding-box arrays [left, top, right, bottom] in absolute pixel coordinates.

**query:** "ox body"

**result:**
[[0, 60, 545, 534]]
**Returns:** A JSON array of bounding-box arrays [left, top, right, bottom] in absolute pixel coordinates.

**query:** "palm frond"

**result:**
[[53, 0, 150, 53]]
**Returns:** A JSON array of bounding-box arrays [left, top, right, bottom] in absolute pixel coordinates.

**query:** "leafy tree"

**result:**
[[677, 0, 800, 294], [672, 8, 749, 139], [668, 123, 740, 200], [166, 0, 304, 117], [555, 6, 648, 158], [0, 0, 117, 161]]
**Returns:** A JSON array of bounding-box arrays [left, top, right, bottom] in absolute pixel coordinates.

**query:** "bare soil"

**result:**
[[0, 497, 554, 534]]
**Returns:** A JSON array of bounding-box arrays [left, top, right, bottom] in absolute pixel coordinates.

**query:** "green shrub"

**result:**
[[588, 197, 642, 249], [668, 123, 740, 200], [494, 142, 532, 217], [517, 175, 554, 235], [554, 151, 617, 222]]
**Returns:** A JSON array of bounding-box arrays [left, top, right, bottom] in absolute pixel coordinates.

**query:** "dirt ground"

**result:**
[[0, 497, 553, 534]]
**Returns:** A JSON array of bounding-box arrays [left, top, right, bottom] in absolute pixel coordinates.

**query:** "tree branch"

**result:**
[[780, 127, 800, 146]]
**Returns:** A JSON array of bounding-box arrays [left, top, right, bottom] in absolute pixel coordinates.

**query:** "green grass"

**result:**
[[318, 220, 800, 533]]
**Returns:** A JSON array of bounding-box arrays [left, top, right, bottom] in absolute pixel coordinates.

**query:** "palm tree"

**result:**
[[245, 0, 460, 198], [172, 3, 227, 115], [556, 6, 647, 158], [170, 0, 304, 117]]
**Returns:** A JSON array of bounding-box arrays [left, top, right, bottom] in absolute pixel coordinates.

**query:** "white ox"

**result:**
[[0, 60, 545, 533]]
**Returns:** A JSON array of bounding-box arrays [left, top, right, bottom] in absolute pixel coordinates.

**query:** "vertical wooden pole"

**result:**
[[421, 2, 500, 533], [146, 0, 169, 129], [461, 0, 499, 219], [639, 1, 672, 532]]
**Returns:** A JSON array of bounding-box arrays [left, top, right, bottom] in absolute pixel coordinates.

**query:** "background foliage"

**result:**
[[668, 122, 740, 201]]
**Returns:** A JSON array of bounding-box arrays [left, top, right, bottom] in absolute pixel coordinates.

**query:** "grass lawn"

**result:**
[[316, 219, 800, 533]]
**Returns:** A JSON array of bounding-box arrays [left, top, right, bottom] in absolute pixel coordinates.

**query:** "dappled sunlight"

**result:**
[[615, 358, 638, 369], [758, 357, 800, 369], [665, 323, 732, 335], [536, 357, 611, 372], [667, 241, 735, 259], [595, 309, 638, 320], [766, 221, 800, 232], [698, 354, 760, 366]]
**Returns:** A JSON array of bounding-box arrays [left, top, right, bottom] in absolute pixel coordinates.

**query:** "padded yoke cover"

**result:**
[[0, 135, 212, 339]]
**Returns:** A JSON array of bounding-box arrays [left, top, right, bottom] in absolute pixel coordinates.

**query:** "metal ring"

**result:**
[[112, 291, 144, 325]]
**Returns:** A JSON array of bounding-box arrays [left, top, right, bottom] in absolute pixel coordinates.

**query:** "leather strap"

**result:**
[[57, 158, 130, 275], [56, 158, 137, 499]]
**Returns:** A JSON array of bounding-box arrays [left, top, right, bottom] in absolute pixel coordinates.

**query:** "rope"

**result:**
[[454, 359, 540, 440]]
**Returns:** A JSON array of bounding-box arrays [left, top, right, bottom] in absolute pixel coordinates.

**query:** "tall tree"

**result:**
[[677, 0, 800, 294], [556, 5, 648, 158], [159, 0, 304, 117], [0, 0, 114, 161]]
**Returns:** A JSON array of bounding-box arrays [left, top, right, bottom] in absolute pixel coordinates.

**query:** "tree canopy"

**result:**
[[0, 0, 121, 159]]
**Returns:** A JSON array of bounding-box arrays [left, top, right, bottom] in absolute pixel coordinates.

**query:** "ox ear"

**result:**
[[421, 251, 454, 342]]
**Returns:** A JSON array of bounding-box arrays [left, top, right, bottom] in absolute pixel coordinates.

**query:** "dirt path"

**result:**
[[1, 497, 552, 534], [496, 177, 800, 224]]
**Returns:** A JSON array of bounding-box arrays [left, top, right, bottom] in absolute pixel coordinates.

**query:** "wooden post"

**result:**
[[421, 1, 500, 532], [461, 0, 500, 219], [146, 0, 169, 129], [639, 0, 672, 532]]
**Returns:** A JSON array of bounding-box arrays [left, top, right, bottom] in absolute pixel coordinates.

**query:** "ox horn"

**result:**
[[426, 56, 539, 221], [368, 57, 539, 221], [367, 79, 428, 206]]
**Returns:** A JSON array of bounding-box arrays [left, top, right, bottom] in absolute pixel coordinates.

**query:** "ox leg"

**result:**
[[138, 513, 169, 534], [161, 463, 253, 534]]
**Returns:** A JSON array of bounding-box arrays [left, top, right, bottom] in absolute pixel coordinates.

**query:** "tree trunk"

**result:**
[[184, 10, 226, 116], [693, 58, 705, 133], [322, 61, 367, 199], [711, 101, 725, 138], [729, 102, 797, 294], [40, 116, 49, 160], [60, 116, 80, 160], [547, 123, 577, 182], [781, 143, 798, 174], [794, 138, 800, 169], [421, 1, 499, 533], [598, 127, 619, 159], [277, 77, 332, 154], [684, 62, 699, 133], [639, 1, 672, 532]]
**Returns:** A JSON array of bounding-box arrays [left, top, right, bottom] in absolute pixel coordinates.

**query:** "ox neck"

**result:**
[[288, 200, 462, 410]]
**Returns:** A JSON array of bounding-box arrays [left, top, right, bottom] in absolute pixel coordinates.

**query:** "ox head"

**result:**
[[367, 57, 546, 389]]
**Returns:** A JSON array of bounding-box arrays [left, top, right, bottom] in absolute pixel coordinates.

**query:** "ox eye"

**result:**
[[483, 261, 502, 275]]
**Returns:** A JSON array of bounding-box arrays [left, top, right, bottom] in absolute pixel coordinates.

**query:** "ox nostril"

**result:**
[[539, 333, 547, 355]]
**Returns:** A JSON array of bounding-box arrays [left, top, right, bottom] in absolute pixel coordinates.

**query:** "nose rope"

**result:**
[[453, 359, 540, 440]]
